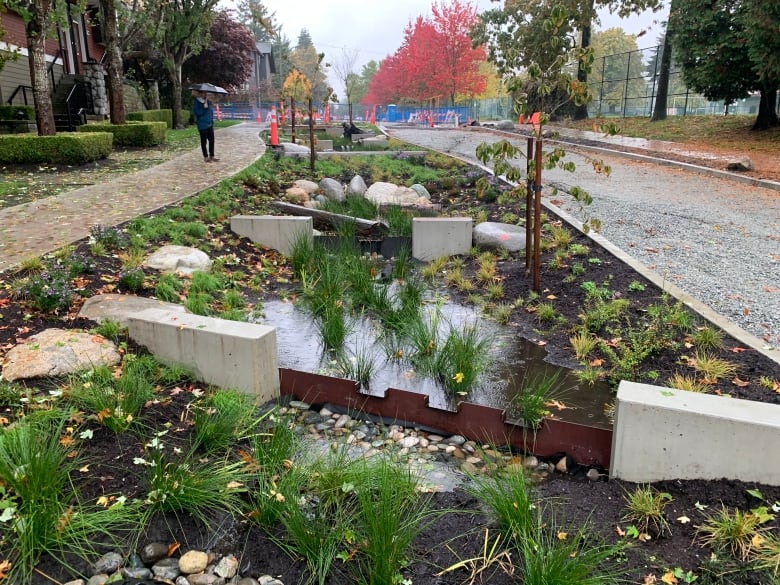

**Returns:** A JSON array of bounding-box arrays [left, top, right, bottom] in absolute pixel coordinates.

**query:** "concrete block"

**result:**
[[231, 215, 312, 256], [324, 126, 343, 138], [315, 139, 333, 151], [611, 381, 780, 484], [127, 309, 279, 403], [412, 217, 473, 261]]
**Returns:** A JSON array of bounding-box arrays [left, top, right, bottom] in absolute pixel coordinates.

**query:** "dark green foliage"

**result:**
[[0, 133, 113, 165], [79, 122, 167, 147], [126, 109, 173, 129]]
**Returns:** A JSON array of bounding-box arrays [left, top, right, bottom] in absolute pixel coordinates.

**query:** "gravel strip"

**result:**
[[386, 126, 780, 347]]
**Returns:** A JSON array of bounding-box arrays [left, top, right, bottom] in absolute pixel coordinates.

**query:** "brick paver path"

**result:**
[[0, 122, 266, 273]]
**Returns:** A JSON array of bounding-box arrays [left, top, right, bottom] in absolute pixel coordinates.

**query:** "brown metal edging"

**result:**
[[280, 368, 613, 468]]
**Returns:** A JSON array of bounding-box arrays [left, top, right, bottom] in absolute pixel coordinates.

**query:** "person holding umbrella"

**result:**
[[191, 85, 220, 162]]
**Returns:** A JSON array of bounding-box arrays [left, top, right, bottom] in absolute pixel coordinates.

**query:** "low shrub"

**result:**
[[127, 108, 173, 129], [79, 121, 166, 147], [0, 132, 113, 164]]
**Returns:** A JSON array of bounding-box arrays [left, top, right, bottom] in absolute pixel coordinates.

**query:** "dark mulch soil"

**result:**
[[2, 155, 780, 584]]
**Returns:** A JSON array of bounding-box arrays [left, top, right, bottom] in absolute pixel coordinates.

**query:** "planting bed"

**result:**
[[1, 150, 779, 584]]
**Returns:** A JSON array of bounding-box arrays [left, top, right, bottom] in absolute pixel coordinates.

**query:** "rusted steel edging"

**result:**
[[280, 368, 613, 468]]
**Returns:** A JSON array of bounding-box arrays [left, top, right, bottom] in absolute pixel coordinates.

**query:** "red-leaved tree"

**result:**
[[183, 10, 256, 92], [364, 0, 486, 106]]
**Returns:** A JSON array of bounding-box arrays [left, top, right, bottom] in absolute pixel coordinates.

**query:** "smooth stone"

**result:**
[[179, 550, 209, 574], [122, 567, 154, 580], [347, 175, 368, 196], [466, 456, 482, 465], [126, 553, 146, 569], [186, 572, 224, 585], [288, 400, 310, 410], [144, 245, 211, 275], [409, 183, 430, 199], [153, 557, 181, 580], [400, 436, 420, 448], [461, 461, 479, 474], [334, 414, 350, 428], [447, 435, 466, 446], [140, 542, 170, 564], [473, 222, 527, 252], [586, 468, 604, 481], [237, 579, 261, 585], [284, 186, 309, 204], [726, 157, 753, 171], [64, 580, 86, 585], [292, 179, 319, 194], [258, 577, 285, 585], [87, 576, 108, 585], [319, 177, 345, 202], [214, 555, 239, 578], [523, 455, 539, 468], [94, 552, 123, 574]]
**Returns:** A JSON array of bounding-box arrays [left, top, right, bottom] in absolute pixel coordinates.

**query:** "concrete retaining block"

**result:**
[[127, 308, 279, 403], [231, 215, 312, 256], [412, 217, 473, 261], [611, 381, 780, 484]]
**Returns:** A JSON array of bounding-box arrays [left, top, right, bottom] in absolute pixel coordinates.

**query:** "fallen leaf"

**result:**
[[763, 285, 777, 293], [731, 347, 747, 353], [79, 464, 90, 473], [661, 571, 678, 584], [59, 436, 75, 447], [643, 574, 657, 585], [732, 377, 750, 388], [694, 501, 708, 511], [167, 542, 181, 557], [615, 525, 626, 537], [556, 531, 567, 540], [545, 400, 569, 411], [546, 294, 557, 300], [743, 307, 751, 316], [96, 496, 109, 507], [0, 558, 11, 580], [752, 533, 766, 548], [589, 358, 604, 367], [677, 515, 691, 524]]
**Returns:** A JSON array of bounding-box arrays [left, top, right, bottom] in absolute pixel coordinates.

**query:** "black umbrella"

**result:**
[[189, 82, 228, 94]]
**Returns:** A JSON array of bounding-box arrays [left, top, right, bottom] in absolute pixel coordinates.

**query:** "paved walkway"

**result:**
[[0, 122, 266, 273]]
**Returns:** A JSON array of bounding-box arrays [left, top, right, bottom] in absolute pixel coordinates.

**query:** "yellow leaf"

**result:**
[[96, 496, 109, 507], [615, 525, 625, 537], [556, 531, 567, 540], [752, 533, 766, 548], [79, 465, 90, 473], [661, 571, 679, 584], [226, 481, 244, 489], [677, 515, 691, 524], [452, 372, 465, 384], [644, 575, 658, 585], [546, 294, 557, 300]]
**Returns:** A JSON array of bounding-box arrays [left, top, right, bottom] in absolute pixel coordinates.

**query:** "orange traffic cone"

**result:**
[[256, 110, 261, 123], [215, 104, 222, 121], [270, 106, 279, 146]]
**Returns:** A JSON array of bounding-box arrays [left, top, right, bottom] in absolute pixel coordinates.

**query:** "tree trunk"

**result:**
[[651, 34, 672, 122], [752, 87, 779, 130], [348, 101, 353, 125], [573, 0, 594, 121], [171, 63, 184, 129], [27, 0, 56, 136], [100, 0, 126, 124]]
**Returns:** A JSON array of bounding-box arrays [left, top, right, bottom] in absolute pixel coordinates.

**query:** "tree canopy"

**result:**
[[670, 0, 779, 129], [364, 0, 487, 105]]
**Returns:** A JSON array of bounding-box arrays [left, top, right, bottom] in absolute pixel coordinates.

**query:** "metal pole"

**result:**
[[622, 50, 631, 117], [308, 98, 316, 172], [526, 137, 534, 270], [533, 138, 543, 292], [598, 56, 606, 117]]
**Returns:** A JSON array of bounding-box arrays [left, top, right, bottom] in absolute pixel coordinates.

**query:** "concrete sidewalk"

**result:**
[[0, 122, 266, 273]]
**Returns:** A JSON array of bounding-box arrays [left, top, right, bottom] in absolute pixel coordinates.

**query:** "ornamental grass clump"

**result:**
[[621, 484, 673, 538], [0, 410, 136, 582], [191, 388, 259, 452]]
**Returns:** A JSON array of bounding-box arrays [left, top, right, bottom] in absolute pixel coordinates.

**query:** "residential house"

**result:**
[[0, 3, 108, 125]]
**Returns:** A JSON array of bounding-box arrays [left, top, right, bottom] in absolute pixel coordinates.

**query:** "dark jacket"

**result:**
[[193, 98, 214, 131]]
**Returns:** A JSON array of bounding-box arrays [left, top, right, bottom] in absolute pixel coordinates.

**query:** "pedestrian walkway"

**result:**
[[0, 122, 266, 273]]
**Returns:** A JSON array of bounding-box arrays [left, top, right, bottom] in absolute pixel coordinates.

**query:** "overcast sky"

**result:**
[[249, 0, 670, 95]]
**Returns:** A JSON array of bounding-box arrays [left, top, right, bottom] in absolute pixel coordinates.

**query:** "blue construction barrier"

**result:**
[[383, 105, 471, 125]]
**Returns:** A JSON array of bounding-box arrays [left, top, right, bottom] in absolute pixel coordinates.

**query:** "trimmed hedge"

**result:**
[[127, 109, 173, 129], [0, 132, 113, 164], [79, 121, 166, 147], [0, 105, 35, 121]]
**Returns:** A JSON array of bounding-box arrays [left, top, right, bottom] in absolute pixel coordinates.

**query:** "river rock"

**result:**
[[214, 555, 239, 578], [186, 573, 223, 585], [1, 328, 121, 381], [284, 186, 309, 204], [409, 183, 431, 199], [473, 222, 527, 252], [144, 245, 211, 275], [319, 178, 345, 202], [153, 558, 181, 580], [495, 119, 515, 130], [292, 179, 319, 194], [140, 542, 170, 564], [94, 552, 123, 574], [347, 175, 368, 196], [179, 550, 209, 574]]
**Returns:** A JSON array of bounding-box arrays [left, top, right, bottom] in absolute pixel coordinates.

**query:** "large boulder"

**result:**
[[1, 328, 122, 381], [144, 245, 211, 275], [409, 183, 431, 200], [292, 179, 319, 194], [726, 157, 753, 172], [347, 175, 368, 197], [365, 182, 432, 207], [473, 222, 527, 252], [319, 178, 345, 202], [495, 120, 515, 130]]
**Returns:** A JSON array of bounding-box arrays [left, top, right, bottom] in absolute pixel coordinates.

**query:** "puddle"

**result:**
[[257, 297, 614, 430]]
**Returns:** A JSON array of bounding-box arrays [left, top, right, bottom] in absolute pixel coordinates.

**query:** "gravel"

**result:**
[[386, 126, 780, 347]]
